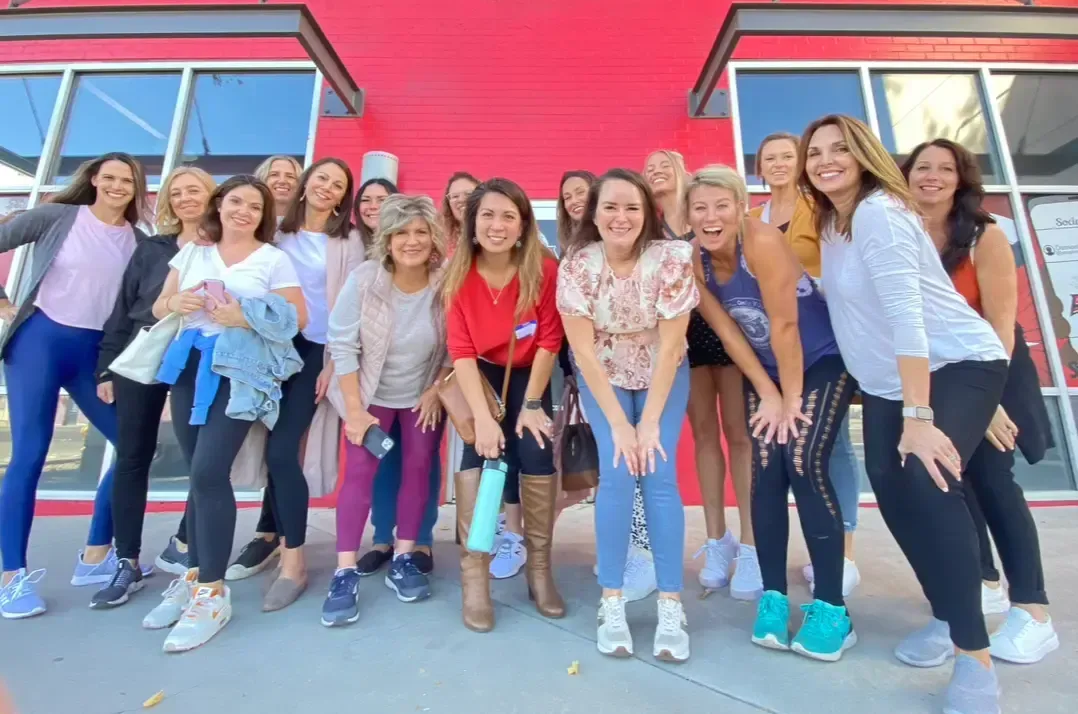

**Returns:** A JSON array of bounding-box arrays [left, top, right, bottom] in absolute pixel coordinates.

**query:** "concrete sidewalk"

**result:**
[[2, 505, 1075, 714]]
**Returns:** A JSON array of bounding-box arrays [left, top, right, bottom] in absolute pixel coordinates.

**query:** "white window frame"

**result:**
[[731, 60, 1078, 487], [0, 60, 322, 502]]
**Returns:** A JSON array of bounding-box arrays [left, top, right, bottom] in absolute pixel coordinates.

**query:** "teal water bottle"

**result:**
[[467, 459, 508, 553]]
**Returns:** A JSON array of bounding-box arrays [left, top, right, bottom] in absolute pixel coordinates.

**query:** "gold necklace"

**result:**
[[486, 281, 508, 305]]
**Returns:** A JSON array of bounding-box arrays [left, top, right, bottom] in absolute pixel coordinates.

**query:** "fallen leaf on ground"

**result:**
[[698, 588, 715, 600], [567, 660, 580, 675], [143, 691, 165, 708]]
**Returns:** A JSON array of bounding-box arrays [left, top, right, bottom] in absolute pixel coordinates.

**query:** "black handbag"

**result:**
[[556, 378, 599, 492]]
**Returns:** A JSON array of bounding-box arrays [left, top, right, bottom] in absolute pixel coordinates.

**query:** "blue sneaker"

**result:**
[[71, 548, 152, 586], [751, 590, 790, 650], [791, 600, 857, 662], [321, 568, 361, 627], [0, 569, 47, 619], [385, 554, 431, 603]]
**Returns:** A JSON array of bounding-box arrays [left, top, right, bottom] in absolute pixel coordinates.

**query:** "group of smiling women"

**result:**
[[0, 112, 1059, 714]]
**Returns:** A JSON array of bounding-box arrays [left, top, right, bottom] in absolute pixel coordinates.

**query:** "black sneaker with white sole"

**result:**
[[154, 537, 190, 576], [224, 536, 281, 581], [90, 558, 145, 609], [385, 554, 431, 603]]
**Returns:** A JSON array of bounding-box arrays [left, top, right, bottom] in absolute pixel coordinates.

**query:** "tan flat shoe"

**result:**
[[262, 575, 308, 612]]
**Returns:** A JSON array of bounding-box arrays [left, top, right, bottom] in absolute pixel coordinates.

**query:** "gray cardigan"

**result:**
[[0, 203, 147, 359]]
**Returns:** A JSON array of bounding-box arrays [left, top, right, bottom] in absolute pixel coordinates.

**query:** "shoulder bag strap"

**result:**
[[500, 330, 517, 406]]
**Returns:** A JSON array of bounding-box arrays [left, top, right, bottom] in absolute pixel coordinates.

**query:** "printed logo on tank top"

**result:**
[[725, 297, 770, 350]]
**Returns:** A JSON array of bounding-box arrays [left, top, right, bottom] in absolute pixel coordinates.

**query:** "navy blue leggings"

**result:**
[[1, 311, 117, 571]]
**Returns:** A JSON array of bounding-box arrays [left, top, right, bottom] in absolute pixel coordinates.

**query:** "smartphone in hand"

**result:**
[[362, 424, 396, 459], [202, 279, 227, 308]]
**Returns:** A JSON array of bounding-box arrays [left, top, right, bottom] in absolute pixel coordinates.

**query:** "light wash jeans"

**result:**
[[829, 414, 863, 533], [578, 361, 690, 593]]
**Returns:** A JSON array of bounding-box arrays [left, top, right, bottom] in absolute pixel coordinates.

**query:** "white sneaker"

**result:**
[[982, 582, 1011, 616], [693, 532, 738, 589], [489, 532, 526, 580], [163, 585, 232, 653], [597, 595, 633, 657], [622, 547, 658, 602], [805, 558, 862, 598], [730, 545, 763, 601], [143, 572, 196, 630], [654, 598, 690, 663], [990, 607, 1060, 664]]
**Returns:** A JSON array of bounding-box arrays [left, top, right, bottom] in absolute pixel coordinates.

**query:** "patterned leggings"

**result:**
[[630, 481, 651, 551]]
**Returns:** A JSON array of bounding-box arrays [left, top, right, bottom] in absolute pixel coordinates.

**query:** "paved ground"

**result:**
[[3, 505, 1076, 714]]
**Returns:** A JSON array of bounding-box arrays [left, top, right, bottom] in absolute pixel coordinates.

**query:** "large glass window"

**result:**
[[0, 195, 29, 286], [735, 71, 867, 185], [1024, 194, 1078, 389], [0, 76, 61, 189], [52, 73, 182, 184], [992, 73, 1078, 186], [872, 72, 1004, 184], [179, 72, 315, 180]]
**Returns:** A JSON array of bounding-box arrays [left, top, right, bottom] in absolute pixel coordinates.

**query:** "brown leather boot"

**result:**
[[455, 469, 495, 632], [520, 474, 566, 618]]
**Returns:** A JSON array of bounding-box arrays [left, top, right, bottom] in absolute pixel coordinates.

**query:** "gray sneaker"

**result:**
[[944, 654, 1001, 714], [895, 618, 955, 668], [154, 537, 190, 576]]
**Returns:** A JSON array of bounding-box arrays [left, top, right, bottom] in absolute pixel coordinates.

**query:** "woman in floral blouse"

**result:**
[[558, 168, 698, 663]]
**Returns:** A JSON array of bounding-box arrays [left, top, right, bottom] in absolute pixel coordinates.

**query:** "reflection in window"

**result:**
[[735, 72, 867, 186], [872, 73, 1002, 184], [0, 195, 29, 287], [1024, 195, 1078, 390], [0, 75, 61, 189], [179, 72, 315, 180], [993, 73, 1078, 185], [54, 73, 181, 184], [0, 397, 107, 492]]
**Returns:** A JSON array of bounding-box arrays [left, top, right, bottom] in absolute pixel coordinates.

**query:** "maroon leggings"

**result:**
[[336, 405, 444, 553]]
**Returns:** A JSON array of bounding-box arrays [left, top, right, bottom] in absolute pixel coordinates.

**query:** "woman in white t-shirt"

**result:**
[[800, 114, 1009, 714], [146, 175, 307, 653]]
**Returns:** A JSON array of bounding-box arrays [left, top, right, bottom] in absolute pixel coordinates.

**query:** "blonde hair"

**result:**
[[442, 178, 547, 319], [155, 166, 215, 234], [645, 149, 690, 234], [683, 164, 749, 240], [798, 114, 917, 239], [370, 194, 446, 271], [254, 155, 302, 184]]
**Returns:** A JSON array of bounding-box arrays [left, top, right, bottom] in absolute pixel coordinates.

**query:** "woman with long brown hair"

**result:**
[[440, 171, 480, 257], [802, 114, 1009, 713], [0, 152, 148, 619], [644, 149, 759, 602], [749, 132, 863, 597], [903, 138, 1058, 665], [556, 170, 595, 254], [443, 177, 564, 632]]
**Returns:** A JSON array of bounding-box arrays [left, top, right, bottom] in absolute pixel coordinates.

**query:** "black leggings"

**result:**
[[965, 440, 1049, 605], [460, 360, 556, 477], [111, 376, 187, 560], [862, 359, 1008, 651], [745, 355, 856, 607], [170, 352, 253, 584], [261, 334, 322, 549]]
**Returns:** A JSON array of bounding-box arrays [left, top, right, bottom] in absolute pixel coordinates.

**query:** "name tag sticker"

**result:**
[[515, 320, 538, 339]]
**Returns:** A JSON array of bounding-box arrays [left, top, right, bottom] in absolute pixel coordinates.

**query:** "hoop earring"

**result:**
[[332, 205, 340, 216]]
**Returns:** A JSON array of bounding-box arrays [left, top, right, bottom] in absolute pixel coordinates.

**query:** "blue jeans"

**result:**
[[579, 361, 690, 593], [371, 417, 441, 548], [1, 312, 116, 571], [829, 414, 862, 533]]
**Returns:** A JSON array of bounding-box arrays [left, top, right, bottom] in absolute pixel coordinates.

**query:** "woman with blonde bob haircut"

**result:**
[[322, 194, 451, 625], [800, 114, 1009, 714], [89, 166, 216, 610], [688, 164, 857, 662]]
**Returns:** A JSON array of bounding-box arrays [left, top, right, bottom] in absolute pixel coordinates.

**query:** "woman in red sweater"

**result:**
[[443, 177, 565, 632]]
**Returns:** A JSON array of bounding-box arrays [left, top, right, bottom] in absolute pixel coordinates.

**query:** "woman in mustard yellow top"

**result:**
[[748, 132, 862, 598]]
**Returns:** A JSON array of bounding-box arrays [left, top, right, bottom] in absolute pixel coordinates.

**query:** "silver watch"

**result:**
[[902, 405, 934, 422]]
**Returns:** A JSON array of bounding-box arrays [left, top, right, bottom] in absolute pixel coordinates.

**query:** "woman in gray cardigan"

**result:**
[[0, 152, 149, 620]]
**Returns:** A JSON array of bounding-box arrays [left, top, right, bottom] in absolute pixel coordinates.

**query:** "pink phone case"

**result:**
[[203, 280, 227, 306]]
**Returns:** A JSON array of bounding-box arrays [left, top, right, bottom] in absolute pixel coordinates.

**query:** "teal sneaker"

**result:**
[[751, 590, 790, 650], [792, 600, 857, 662]]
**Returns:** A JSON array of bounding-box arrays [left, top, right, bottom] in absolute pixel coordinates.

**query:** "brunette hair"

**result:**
[[568, 168, 664, 259], [644, 149, 690, 234], [371, 194, 445, 271], [755, 132, 800, 184], [901, 138, 996, 275], [47, 152, 148, 226], [200, 175, 277, 244], [798, 114, 917, 240], [155, 166, 215, 234], [353, 177, 399, 247], [442, 177, 546, 318], [556, 170, 596, 254], [278, 157, 355, 239], [439, 171, 480, 246]]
